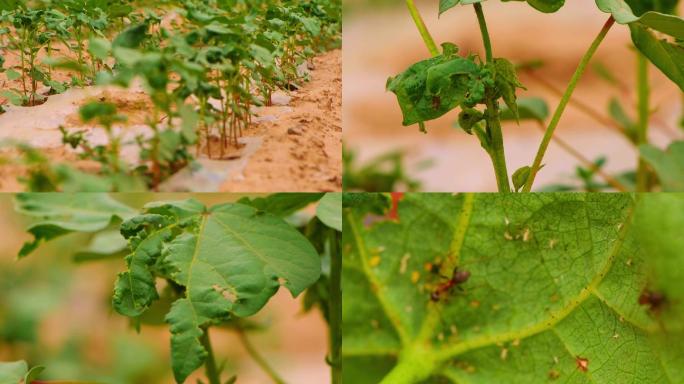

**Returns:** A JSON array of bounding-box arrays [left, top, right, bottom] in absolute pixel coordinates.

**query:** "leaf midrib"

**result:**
[[433, 202, 636, 361]]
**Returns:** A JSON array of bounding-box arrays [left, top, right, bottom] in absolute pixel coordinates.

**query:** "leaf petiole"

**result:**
[[523, 16, 616, 192], [237, 327, 288, 384], [405, 0, 439, 56]]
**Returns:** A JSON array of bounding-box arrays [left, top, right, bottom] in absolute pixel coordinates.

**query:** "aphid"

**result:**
[[575, 356, 589, 372], [430, 267, 471, 302], [432, 96, 441, 110], [638, 289, 666, 312]]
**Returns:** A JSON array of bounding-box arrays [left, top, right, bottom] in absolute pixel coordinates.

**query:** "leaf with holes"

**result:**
[[343, 193, 684, 384], [112, 199, 321, 383]]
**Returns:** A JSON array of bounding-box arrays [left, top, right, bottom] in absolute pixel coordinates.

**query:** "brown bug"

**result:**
[[575, 356, 589, 372], [431, 96, 441, 110], [638, 289, 666, 312], [430, 267, 470, 302]]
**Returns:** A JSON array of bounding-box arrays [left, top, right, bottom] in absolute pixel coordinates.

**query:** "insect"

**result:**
[[638, 289, 666, 312], [575, 356, 589, 372], [431, 96, 441, 110], [430, 267, 471, 302]]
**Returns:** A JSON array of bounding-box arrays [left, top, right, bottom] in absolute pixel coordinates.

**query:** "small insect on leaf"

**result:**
[[638, 289, 666, 312], [575, 356, 589, 372]]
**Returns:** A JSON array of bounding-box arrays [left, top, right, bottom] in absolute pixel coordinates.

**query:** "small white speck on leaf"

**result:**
[[399, 253, 411, 274]]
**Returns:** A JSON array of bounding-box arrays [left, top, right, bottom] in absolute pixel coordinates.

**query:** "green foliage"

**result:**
[[640, 141, 684, 191], [317, 193, 342, 231], [343, 193, 684, 383], [14, 193, 337, 384], [1, 0, 341, 190], [386, 43, 485, 128], [16, 193, 135, 257], [343, 146, 425, 192], [0, 361, 44, 384], [439, 0, 565, 15], [237, 193, 325, 217], [499, 97, 549, 122]]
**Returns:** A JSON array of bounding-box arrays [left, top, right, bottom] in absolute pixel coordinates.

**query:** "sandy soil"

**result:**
[[221, 49, 342, 192], [0, 48, 342, 192], [344, 2, 684, 191]]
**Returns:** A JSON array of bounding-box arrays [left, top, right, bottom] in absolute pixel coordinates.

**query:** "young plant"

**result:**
[[0, 8, 53, 106], [15, 192, 342, 384], [343, 192, 684, 383], [388, 0, 684, 192]]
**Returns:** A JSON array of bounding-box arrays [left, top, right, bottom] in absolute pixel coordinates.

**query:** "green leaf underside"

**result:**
[[16, 193, 136, 258], [112, 199, 321, 383], [343, 194, 683, 383], [317, 193, 343, 231]]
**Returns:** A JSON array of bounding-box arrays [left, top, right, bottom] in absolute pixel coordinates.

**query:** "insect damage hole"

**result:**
[[212, 284, 237, 302]]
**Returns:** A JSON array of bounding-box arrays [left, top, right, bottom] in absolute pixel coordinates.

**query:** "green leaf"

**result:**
[[629, 24, 684, 92], [317, 193, 342, 231], [511, 166, 531, 192], [0, 90, 24, 106], [112, 23, 148, 49], [635, 194, 684, 326], [608, 97, 638, 142], [440, 0, 564, 15], [342, 193, 391, 216], [24, 365, 45, 383], [88, 37, 111, 61], [491, 58, 526, 120], [639, 141, 684, 191], [595, 0, 684, 91], [343, 193, 682, 383], [111, 199, 321, 383], [16, 193, 136, 258], [74, 229, 129, 262], [0, 361, 27, 384], [386, 47, 484, 127], [237, 193, 325, 217], [5, 68, 21, 81], [500, 97, 549, 122]]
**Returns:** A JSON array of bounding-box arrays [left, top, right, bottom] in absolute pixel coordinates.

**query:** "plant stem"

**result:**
[[534, 121, 628, 191], [523, 16, 615, 192], [635, 52, 650, 192], [329, 229, 342, 384], [236, 328, 287, 384], [473, 3, 492, 62], [474, 3, 510, 192], [200, 328, 221, 384], [406, 0, 439, 56]]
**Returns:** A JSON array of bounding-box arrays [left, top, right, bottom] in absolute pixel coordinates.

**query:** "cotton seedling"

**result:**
[[388, 0, 684, 192]]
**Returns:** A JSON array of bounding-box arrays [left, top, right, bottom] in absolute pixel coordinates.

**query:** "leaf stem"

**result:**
[[200, 328, 221, 384], [236, 328, 287, 384], [473, 3, 492, 63], [328, 229, 342, 384], [635, 52, 650, 192], [474, 3, 510, 192], [534, 121, 628, 192], [405, 0, 439, 56], [523, 16, 615, 192]]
